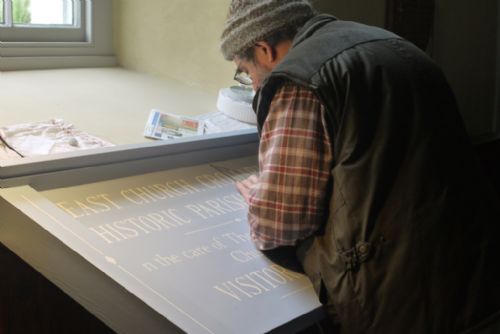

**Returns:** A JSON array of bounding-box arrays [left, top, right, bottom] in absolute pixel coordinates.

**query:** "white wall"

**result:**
[[113, 0, 234, 96]]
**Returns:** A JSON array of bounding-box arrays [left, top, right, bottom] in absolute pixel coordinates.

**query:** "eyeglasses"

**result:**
[[234, 68, 253, 86]]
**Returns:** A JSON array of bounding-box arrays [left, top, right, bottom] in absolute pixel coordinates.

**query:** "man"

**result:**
[[220, 1, 500, 333]]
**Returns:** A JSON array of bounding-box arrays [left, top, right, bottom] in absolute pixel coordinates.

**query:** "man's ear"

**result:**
[[254, 41, 277, 70]]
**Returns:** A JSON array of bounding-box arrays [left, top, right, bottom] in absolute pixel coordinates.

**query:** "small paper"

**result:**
[[144, 109, 204, 140], [195, 111, 256, 134]]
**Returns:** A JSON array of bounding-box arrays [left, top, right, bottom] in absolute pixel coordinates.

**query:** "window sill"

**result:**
[[0, 55, 117, 71], [0, 67, 218, 146]]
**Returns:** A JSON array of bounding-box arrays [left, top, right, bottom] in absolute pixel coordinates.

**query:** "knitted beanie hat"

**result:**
[[220, 0, 316, 60]]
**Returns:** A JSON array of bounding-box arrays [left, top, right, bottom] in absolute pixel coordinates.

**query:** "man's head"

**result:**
[[220, 0, 315, 90]]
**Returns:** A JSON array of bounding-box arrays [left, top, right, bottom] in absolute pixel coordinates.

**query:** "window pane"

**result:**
[[0, 0, 4, 25], [13, 0, 74, 25]]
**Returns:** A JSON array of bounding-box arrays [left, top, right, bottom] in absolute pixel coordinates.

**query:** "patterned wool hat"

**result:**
[[220, 0, 316, 60]]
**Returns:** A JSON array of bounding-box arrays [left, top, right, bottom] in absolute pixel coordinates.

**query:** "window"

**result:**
[[0, 0, 86, 42], [0, 0, 115, 70]]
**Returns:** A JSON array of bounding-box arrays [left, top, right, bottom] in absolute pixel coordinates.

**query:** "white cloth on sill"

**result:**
[[0, 119, 114, 160]]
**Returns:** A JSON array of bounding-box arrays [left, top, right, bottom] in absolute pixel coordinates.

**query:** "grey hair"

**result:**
[[235, 20, 307, 62]]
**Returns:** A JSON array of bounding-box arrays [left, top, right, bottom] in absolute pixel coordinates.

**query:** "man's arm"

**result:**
[[240, 84, 333, 251]]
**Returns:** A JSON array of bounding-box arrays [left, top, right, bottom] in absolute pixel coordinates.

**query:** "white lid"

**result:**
[[216, 86, 256, 124]]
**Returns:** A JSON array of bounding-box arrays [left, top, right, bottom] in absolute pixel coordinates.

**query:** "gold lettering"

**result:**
[[56, 201, 84, 219]]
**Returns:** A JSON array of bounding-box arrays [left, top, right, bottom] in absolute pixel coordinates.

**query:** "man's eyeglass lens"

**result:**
[[234, 70, 252, 86]]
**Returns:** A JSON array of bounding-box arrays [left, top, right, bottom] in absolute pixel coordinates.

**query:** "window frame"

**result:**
[[0, 0, 85, 42], [0, 0, 115, 70]]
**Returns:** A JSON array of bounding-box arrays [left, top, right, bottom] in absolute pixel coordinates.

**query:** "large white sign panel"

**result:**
[[0, 156, 321, 334]]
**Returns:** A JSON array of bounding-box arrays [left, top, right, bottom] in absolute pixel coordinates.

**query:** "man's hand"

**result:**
[[236, 174, 259, 204]]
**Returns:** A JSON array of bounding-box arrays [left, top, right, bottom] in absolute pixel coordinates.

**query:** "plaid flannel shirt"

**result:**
[[248, 84, 334, 250]]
